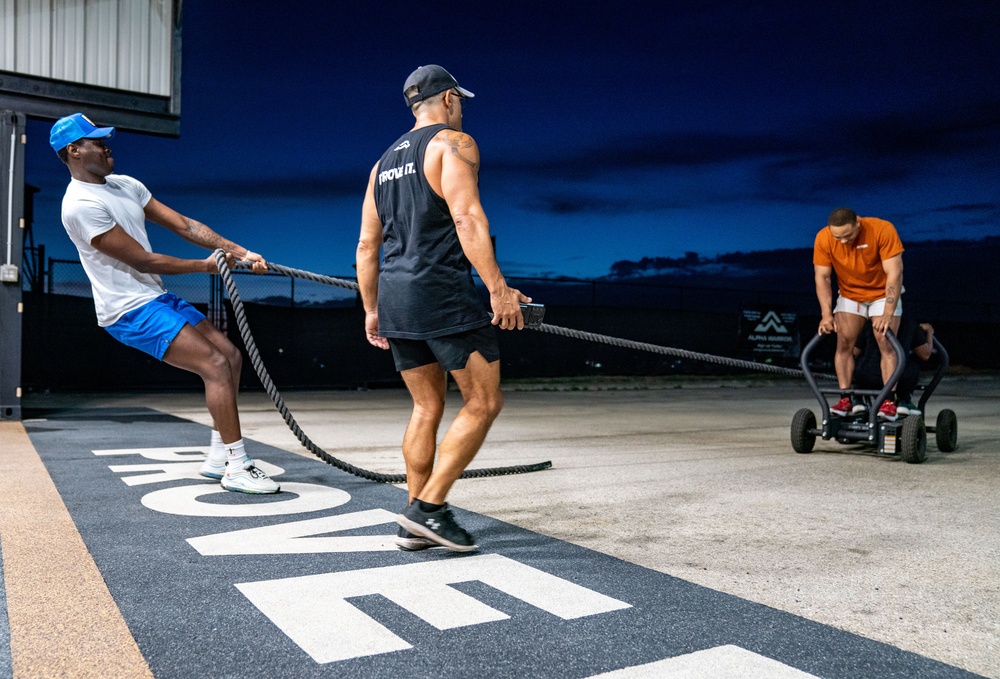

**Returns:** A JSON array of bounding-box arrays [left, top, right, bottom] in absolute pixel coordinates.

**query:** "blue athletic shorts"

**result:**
[[105, 292, 206, 361]]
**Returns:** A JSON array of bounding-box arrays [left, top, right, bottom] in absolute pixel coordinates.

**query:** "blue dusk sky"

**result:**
[[21, 0, 1000, 281]]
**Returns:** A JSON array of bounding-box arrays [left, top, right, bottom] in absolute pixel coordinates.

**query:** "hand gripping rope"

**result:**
[[216, 251, 833, 483]]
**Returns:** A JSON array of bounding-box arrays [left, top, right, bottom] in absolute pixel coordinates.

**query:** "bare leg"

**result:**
[[399, 363, 447, 503], [162, 323, 242, 443], [417, 352, 504, 505], [193, 319, 242, 390], [873, 316, 903, 388], [191, 320, 242, 435], [833, 312, 865, 390]]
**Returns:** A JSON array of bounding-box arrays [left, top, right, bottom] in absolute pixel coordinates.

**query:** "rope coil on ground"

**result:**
[[215, 251, 552, 484]]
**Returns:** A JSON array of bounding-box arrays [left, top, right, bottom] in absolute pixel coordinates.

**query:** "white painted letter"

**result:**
[[236, 553, 630, 663], [188, 509, 399, 554], [142, 482, 350, 517]]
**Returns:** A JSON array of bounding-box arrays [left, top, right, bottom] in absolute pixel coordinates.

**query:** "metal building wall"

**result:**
[[0, 111, 24, 420], [1, 0, 172, 96]]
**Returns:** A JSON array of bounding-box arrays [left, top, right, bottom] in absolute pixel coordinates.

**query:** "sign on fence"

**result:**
[[739, 308, 800, 363]]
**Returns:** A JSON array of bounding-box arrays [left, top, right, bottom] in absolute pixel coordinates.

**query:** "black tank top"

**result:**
[[373, 123, 489, 338]]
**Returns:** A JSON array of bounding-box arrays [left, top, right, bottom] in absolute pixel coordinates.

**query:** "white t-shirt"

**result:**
[[61, 175, 166, 326]]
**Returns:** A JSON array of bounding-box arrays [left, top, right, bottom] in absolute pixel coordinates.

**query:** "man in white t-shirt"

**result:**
[[51, 112, 278, 494]]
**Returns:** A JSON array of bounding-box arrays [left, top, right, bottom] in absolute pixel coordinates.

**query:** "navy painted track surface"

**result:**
[[21, 407, 981, 678]]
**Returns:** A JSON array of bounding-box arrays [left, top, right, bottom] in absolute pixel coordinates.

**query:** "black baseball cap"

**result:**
[[403, 65, 475, 107]]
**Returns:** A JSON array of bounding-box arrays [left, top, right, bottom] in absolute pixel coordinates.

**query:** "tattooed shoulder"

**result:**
[[445, 132, 479, 170]]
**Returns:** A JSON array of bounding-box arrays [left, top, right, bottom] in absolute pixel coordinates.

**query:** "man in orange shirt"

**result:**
[[813, 207, 904, 420]]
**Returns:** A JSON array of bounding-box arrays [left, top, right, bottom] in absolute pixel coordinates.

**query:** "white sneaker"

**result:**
[[851, 404, 867, 415], [199, 457, 227, 480], [221, 458, 280, 494]]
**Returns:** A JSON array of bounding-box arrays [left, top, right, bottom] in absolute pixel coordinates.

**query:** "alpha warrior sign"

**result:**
[[740, 308, 800, 362]]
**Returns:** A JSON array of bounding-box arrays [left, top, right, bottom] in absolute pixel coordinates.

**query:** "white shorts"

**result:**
[[834, 295, 902, 318]]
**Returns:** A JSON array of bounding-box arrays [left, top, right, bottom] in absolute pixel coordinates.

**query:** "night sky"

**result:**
[[21, 0, 1000, 281]]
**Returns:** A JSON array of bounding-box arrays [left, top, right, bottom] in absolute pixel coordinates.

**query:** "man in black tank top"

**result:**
[[357, 65, 531, 552]]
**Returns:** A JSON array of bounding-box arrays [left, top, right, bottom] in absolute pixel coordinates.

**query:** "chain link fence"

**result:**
[[45, 258, 359, 307], [16, 257, 1000, 394], [24, 257, 1000, 376], [39, 257, 1000, 323], [41, 258, 821, 314]]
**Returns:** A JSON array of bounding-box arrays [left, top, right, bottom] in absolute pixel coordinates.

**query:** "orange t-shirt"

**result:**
[[813, 217, 904, 303]]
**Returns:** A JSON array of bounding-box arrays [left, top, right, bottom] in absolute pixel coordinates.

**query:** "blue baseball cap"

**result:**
[[50, 113, 115, 152]]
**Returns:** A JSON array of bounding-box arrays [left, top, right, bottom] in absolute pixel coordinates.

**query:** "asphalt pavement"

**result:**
[[5, 374, 998, 677]]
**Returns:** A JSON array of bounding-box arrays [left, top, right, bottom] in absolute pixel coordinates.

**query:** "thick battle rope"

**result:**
[[217, 253, 835, 481], [531, 324, 814, 378], [215, 251, 552, 484], [234, 256, 831, 379]]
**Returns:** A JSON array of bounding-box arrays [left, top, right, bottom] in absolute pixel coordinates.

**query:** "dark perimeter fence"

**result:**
[[19, 255, 1000, 393]]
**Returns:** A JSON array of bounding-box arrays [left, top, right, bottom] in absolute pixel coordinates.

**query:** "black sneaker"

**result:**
[[395, 526, 436, 552], [398, 502, 478, 552]]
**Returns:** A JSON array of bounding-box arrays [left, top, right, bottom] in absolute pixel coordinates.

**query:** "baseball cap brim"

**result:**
[[403, 65, 475, 106], [49, 113, 116, 152], [80, 125, 115, 139]]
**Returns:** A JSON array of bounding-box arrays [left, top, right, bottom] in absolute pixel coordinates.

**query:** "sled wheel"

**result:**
[[791, 408, 817, 454], [900, 415, 927, 464], [935, 409, 958, 452]]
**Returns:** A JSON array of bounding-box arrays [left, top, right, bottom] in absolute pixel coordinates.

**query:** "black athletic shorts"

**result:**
[[388, 324, 500, 372]]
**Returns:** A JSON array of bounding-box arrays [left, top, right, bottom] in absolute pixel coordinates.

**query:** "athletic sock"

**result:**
[[208, 430, 226, 463], [417, 499, 444, 513], [224, 439, 248, 471]]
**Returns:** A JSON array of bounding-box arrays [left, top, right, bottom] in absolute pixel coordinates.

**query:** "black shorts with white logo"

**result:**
[[388, 324, 500, 372]]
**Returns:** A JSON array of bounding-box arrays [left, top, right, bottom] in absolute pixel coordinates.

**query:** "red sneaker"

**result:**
[[878, 400, 898, 421], [830, 396, 853, 416]]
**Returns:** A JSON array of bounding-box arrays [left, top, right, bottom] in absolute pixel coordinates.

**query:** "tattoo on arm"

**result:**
[[447, 133, 479, 171], [885, 286, 897, 307], [192, 221, 216, 244], [188, 218, 236, 251]]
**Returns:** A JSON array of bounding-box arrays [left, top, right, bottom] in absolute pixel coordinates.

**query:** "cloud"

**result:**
[[522, 194, 635, 215], [635, 101, 996, 176], [782, 102, 1000, 193], [147, 174, 367, 200], [921, 203, 1000, 225], [500, 98, 1000, 215], [895, 202, 1000, 232]]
